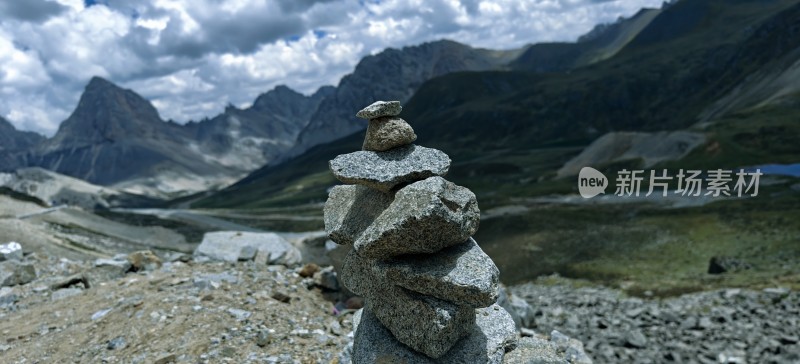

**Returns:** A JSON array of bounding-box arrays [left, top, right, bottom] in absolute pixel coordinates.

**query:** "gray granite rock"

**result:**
[[329, 145, 450, 193], [0, 286, 18, 307], [341, 249, 475, 358], [195, 231, 301, 265], [502, 336, 564, 364], [107, 336, 127, 350], [355, 176, 479, 258], [548, 331, 592, 364], [354, 304, 517, 363], [313, 266, 340, 291], [507, 293, 536, 329], [356, 101, 402, 120], [370, 290, 475, 358], [363, 116, 417, 151], [382, 237, 499, 308], [340, 249, 373, 296], [324, 185, 392, 246], [0, 260, 36, 287], [498, 285, 523, 330]]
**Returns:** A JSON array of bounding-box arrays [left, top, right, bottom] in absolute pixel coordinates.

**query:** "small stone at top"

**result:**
[[356, 101, 402, 120]]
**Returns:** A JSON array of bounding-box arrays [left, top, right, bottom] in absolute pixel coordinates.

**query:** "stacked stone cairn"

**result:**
[[324, 101, 518, 363]]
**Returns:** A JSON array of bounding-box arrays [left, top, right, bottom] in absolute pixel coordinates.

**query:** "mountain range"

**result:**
[[0, 40, 527, 198], [5, 77, 330, 198], [2, 0, 799, 205], [196, 0, 800, 208]]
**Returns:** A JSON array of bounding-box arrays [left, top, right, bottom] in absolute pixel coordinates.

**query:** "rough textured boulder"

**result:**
[[369, 289, 476, 358], [341, 249, 476, 358], [504, 331, 593, 364], [362, 116, 417, 152], [329, 145, 451, 193], [195, 231, 301, 265], [324, 185, 393, 246], [354, 304, 517, 363], [0, 261, 37, 287], [382, 238, 499, 308], [341, 241, 505, 358], [354, 177, 479, 259]]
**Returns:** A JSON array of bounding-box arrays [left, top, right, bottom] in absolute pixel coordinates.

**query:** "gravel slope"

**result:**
[[511, 278, 800, 364]]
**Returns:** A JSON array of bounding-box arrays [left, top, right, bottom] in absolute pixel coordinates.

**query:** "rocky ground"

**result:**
[[3, 247, 799, 363], [511, 277, 800, 364], [0, 252, 356, 364]]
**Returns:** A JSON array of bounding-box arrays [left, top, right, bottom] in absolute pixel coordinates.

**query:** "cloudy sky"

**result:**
[[0, 0, 664, 136]]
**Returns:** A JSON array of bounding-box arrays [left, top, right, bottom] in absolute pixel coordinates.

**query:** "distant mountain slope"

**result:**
[[196, 0, 800, 209], [3, 39, 525, 198], [406, 0, 800, 152], [0, 117, 45, 168], [24, 77, 195, 185], [18, 78, 219, 196], [12, 77, 326, 198], [183, 85, 334, 171], [509, 7, 662, 72], [287, 40, 525, 158], [0, 167, 160, 209]]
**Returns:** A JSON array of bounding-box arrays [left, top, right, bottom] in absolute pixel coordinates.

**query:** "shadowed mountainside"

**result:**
[[198, 0, 800, 209]]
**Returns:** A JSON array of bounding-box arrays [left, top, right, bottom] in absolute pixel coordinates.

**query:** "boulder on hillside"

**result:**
[[0, 260, 37, 287], [708, 256, 751, 274], [557, 131, 706, 178], [127, 251, 163, 272], [498, 285, 536, 330], [195, 231, 302, 266]]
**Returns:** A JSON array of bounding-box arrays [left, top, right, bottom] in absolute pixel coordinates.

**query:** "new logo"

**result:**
[[578, 167, 608, 198]]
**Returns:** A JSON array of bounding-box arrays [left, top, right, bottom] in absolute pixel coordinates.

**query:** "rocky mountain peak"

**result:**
[[252, 85, 306, 111], [85, 76, 117, 90], [288, 39, 519, 157], [48, 77, 170, 147]]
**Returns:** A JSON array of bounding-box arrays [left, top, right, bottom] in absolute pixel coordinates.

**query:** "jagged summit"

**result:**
[[50, 77, 167, 146], [86, 76, 116, 89]]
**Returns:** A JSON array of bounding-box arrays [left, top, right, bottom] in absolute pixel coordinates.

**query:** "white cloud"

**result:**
[[0, 0, 665, 136]]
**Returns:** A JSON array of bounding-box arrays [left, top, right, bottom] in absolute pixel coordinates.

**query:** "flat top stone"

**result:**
[[383, 237, 499, 308], [353, 176, 479, 259], [356, 101, 402, 120], [329, 145, 450, 193]]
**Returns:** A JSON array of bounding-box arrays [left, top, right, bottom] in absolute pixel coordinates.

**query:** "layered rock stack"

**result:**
[[324, 101, 517, 363]]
